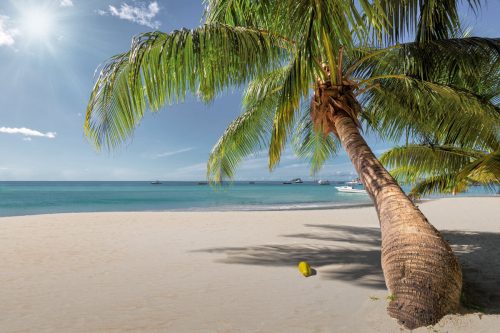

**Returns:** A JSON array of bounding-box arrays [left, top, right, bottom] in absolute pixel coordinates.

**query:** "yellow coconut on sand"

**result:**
[[298, 261, 313, 277]]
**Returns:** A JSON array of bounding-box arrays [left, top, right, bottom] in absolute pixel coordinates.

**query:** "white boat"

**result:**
[[346, 177, 363, 185], [150, 180, 162, 185], [318, 180, 330, 185], [291, 178, 303, 184], [335, 186, 367, 194]]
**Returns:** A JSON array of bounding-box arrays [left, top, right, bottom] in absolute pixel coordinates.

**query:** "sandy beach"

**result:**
[[0, 197, 498, 332]]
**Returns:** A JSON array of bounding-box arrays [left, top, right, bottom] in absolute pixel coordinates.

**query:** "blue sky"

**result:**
[[0, 0, 498, 181]]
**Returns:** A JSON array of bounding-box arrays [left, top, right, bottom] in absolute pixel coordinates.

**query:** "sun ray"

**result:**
[[20, 7, 55, 42], [23, 9, 53, 38]]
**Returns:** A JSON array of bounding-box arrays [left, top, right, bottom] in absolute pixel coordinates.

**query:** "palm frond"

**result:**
[[204, 0, 271, 27], [86, 24, 287, 149], [292, 104, 340, 175], [354, 37, 500, 149], [380, 144, 484, 182], [206, 100, 275, 183], [207, 66, 290, 182], [408, 173, 469, 198], [458, 149, 500, 182], [363, 76, 499, 149], [206, 0, 385, 75], [268, 53, 312, 170], [374, 0, 482, 43], [382, 144, 499, 197]]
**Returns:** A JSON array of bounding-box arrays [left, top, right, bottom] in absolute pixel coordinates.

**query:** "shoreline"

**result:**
[[1, 197, 499, 332], [1, 195, 497, 219], [0, 201, 377, 219]]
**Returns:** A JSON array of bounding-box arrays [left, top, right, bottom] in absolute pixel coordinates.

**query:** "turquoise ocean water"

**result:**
[[0, 181, 496, 217]]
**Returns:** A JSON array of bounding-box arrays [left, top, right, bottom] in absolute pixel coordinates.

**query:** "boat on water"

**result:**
[[150, 180, 162, 185], [346, 177, 363, 185], [283, 178, 303, 184], [335, 186, 367, 194], [318, 179, 330, 185]]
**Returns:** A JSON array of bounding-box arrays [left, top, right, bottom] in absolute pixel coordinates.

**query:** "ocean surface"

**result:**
[[0, 181, 496, 217]]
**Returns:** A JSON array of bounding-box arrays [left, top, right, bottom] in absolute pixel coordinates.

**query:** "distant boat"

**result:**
[[291, 178, 303, 184], [150, 180, 162, 185], [318, 180, 330, 185], [335, 186, 367, 194], [197, 182, 208, 185], [283, 181, 292, 184], [346, 177, 363, 185]]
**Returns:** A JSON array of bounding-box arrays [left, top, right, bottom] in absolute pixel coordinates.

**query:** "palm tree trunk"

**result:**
[[332, 110, 462, 329]]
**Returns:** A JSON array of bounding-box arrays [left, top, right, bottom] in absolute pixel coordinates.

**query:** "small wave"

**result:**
[[177, 201, 374, 212]]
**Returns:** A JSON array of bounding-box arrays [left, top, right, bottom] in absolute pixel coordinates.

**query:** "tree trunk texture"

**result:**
[[332, 110, 462, 329]]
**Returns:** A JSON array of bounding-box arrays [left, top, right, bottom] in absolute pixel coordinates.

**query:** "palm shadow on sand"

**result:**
[[196, 224, 500, 313]]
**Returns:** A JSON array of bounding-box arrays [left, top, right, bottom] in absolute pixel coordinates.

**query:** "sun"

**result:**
[[20, 7, 55, 42]]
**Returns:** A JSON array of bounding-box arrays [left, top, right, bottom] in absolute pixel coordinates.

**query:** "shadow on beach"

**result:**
[[196, 224, 500, 313]]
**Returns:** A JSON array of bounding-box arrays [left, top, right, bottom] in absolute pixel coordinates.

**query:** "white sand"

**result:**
[[0, 197, 499, 332]]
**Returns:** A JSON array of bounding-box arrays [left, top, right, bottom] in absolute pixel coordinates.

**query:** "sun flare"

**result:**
[[20, 8, 55, 42]]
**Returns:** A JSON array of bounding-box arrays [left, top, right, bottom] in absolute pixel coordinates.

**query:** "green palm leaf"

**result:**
[[381, 144, 484, 180], [381, 144, 499, 197], [458, 149, 500, 182], [374, 0, 482, 43], [268, 54, 312, 169], [206, 66, 290, 182], [292, 105, 340, 175], [354, 37, 500, 149], [86, 24, 288, 149], [408, 173, 469, 198]]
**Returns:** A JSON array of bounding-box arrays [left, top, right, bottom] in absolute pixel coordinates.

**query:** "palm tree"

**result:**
[[84, 1, 499, 329]]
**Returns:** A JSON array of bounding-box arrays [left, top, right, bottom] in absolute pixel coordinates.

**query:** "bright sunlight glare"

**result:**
[[20, 8, 55, 41]]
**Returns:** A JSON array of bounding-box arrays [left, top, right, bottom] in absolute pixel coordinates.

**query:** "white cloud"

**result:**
[[60, 0, 73, 7], [0, 127, 57, 139], [102, 1, 161, 29], [155, 147, 194, 158], [0, 15, 19, 47]]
